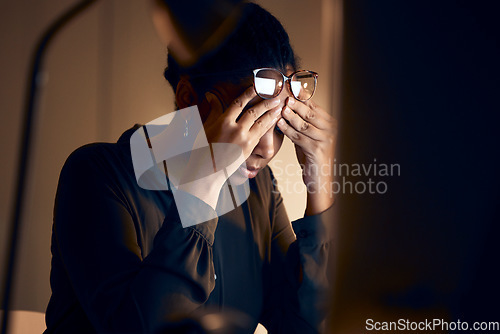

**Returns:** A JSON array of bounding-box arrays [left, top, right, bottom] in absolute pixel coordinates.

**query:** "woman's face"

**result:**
[[205, 73, 294, 180]]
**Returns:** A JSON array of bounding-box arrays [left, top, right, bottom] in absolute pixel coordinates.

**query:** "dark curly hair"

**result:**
[[164, 2, 298, 99]]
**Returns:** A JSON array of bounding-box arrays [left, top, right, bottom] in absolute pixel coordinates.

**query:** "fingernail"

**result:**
[[278, 119, 286, 126], [288, 98, 295, 106], [271, 98, 281, 107], [284, 107, 291, 114]]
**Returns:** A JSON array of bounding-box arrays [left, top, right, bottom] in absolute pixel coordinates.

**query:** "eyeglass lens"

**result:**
[[254, 69, 316, 101]]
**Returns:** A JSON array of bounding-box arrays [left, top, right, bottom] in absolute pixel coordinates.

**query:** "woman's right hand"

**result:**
[[176, 86, 282, 210], [203, 86, 282, 160]]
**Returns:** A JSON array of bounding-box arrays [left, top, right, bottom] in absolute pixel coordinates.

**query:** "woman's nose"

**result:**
[[252, 128, 275, 160], [278, 82, 293, 102]]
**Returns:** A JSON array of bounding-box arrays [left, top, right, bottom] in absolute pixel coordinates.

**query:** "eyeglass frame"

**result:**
[[252, 68, 319, 102]]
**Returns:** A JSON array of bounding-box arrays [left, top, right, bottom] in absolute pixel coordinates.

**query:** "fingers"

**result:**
[[281, 104, 324, 141], [287, 97, 335, 130], [224, 86, 258, 121], [238, 97, 281, 130], [226, 86, 282, 139], [276, 118, 315, 148], [277, 97, 337, 151], [248, 104, 282, 138]]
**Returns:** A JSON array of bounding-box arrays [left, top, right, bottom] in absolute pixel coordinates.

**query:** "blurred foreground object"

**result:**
[[332, 0, 500, 332], [152, 0, 245, 66], [1, 3, 99, 334]]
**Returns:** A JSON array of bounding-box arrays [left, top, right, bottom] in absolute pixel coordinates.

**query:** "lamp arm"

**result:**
[[1, 1, 98, 333]]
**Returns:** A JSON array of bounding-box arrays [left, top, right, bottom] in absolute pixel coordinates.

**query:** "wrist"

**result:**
[[303, 173, 334, 216], [177, 170, 226, 210], [305, 191, 334, 216]]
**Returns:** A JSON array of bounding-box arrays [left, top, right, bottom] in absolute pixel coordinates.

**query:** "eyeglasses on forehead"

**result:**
[[253, 68, 318, 102]]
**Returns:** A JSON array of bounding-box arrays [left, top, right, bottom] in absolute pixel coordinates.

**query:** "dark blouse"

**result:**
[[44, 125, 335, 333]]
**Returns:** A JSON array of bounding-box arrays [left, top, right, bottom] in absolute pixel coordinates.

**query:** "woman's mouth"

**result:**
[[239, 165, 260, 179]]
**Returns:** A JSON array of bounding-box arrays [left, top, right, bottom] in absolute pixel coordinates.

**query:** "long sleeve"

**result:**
[[49, 144, 218, 333], [259, 171, 335, 333]]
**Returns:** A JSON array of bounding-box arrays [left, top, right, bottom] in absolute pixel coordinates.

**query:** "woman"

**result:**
[[45, 3, 336, 333]]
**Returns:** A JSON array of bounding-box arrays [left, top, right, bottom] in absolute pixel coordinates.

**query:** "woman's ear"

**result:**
[[175, 77, 198, 109]]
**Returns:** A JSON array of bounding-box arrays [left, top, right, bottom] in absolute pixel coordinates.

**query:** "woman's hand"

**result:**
[[277, 97, 337, 215], [203, 86, 282, 161], [178, 86, 282, 210]]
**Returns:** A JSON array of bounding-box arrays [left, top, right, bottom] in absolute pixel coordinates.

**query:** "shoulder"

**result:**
[[61, 143, 119, 180], [59, 126, 139, 187]]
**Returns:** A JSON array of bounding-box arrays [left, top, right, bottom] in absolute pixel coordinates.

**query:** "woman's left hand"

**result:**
[[277, 97, 337, 215]]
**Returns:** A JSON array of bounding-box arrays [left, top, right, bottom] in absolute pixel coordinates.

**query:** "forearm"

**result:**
[[57, 214, 218, 332], [174, 143, 246, 212], [117, 221, 217, 331], [305, 174, 334, 216], [305, 191, 334, 216]]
